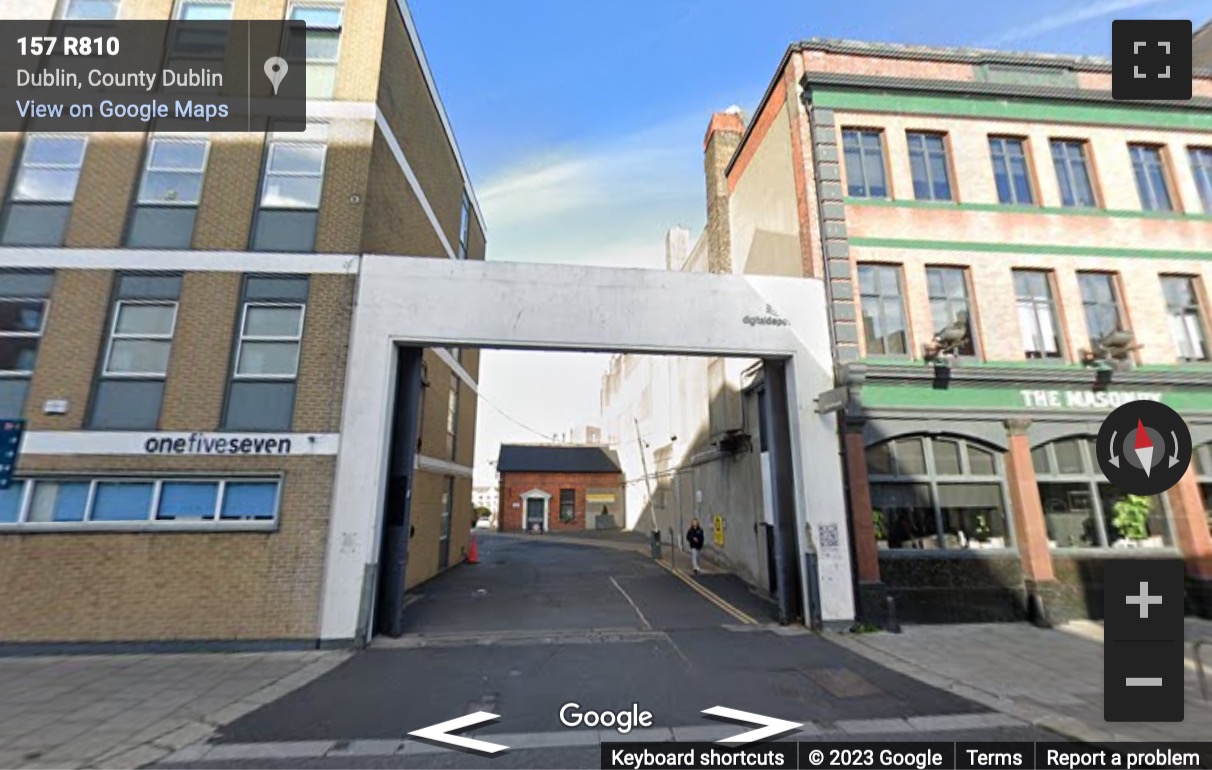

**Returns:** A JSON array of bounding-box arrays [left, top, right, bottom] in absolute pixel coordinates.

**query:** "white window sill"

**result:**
[[0, 520, 278, 534]]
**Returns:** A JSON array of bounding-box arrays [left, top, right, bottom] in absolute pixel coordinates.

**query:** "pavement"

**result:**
[[0, 650, 349, 770], [831, 617, 1212, 744], [148, 534, 1062, 769]]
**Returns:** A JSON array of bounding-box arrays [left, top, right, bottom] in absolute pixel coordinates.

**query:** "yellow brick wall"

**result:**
[[0, 454, 334, 643], [0, 135, 20, 208], [192, 133, 263, 250], [64, 133, 145, 248], [24, 271, 112, 430], [160, 272, 242, 430], [294, 274, 356, 433]]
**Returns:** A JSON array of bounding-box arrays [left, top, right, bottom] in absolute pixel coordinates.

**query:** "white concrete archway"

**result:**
[[318, 255, 852, 643]]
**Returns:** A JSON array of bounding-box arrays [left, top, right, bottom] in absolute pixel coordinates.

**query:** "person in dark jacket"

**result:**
[[686, 518, 705, 574]]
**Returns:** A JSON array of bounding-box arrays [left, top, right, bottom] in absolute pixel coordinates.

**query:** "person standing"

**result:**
[[686, 518, 705, 575]]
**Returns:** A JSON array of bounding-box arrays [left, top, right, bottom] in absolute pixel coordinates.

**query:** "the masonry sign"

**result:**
[[1019, 390, 1162, 409]]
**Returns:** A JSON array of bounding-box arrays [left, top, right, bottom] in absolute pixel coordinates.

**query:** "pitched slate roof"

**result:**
[[497, 444, 622, 474]]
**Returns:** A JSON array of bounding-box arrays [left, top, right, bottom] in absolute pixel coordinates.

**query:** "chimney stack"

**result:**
[[703, 107, 745, 274]]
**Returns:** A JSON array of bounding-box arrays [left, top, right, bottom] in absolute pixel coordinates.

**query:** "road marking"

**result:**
[[161, 712, 1027, 764], [609, 576, 652, 630], [656, 560, 757, 625]]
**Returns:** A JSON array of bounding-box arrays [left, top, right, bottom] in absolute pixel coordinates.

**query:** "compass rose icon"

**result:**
[[1098, 401, 1191, 495]]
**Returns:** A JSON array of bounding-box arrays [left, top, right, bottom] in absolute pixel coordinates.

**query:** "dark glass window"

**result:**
[[1077, 272, 1124, 351], [1129, 144, 1173, 212], [251, 125, 327, 252], [1051, 140, 1097, 208], [0, 271, 54, 418], [559, 489, 575, 523], [223, 276, 309, 430], [907, 132, 952, 201], [926, 266, 976, 356]]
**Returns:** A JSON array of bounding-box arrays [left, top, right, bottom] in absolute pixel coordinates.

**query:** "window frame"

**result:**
[[1050, 138, 1099, 209], [1013, 269, 1065, 360], [559, 488, 576, 524], [866, 435, 1014, 553], [458, 191, 471, 259], [287, 1, 344, 99], [857, 263, 910, 357], [0, 475, 282, 531], [841, 128, 890, 199], [0, 296, 50, 376], [1160, 274, 1210, 362], [134, 136, 210, 207], [7, 134, 89, 203], [1076, 271, 1127, 352], [1190, 146, 1212, 215], [232, 301, 306, 381], [988, 135, 1036, 206], [924, 265, 979, 358], [906, 131, 954, 202], [60, 0, 120, 19], [1129, 143, 1175, 213], [101, 299, 179, 378]]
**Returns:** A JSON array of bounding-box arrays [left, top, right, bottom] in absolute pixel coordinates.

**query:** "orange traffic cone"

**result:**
[[467, 535, 479, 564]]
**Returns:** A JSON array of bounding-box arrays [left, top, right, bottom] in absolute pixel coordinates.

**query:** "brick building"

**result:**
[[0, 0, 484, 646], [698, 37, 1212, 623], [496, 444, 625, 533]]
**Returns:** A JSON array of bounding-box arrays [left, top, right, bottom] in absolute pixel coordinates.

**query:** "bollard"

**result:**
[[885, 595, 901, 633], [650, 529, 662, 560], [1028, 591, 1052, 628]]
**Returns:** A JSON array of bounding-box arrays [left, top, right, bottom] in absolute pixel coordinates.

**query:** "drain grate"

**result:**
[[800, 666, 883, 698]]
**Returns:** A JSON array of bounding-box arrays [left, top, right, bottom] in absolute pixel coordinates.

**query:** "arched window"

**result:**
[[1033, 437, 1171, 549], [1192, 443, 1212, 536], [865, 435, 1011, 550]]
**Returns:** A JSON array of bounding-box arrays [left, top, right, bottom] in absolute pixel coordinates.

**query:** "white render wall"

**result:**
[[318, 255, 851, 642]]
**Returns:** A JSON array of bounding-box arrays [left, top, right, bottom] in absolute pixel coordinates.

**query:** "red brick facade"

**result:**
[[498, 472, 624, 532]]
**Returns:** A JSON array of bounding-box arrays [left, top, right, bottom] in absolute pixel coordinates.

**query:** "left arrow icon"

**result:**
[[702, 706, 802, 745], [408, 711, 509, 754]]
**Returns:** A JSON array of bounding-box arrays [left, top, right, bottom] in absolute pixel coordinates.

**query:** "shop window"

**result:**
[[1035, 437, 1170, 548], [865, 435, 1011, 551], [559, 489, 575, 523], [0, 476, 280, 527], [842, 129, 888, 198]]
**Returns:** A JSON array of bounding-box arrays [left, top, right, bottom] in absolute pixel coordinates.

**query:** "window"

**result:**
[[1051, 140, 1097, 208], [559, 489, 575, 524], [438, 476, 453, 568], [166, 0, 234, 78], [857, 264, 908, 355], [0, 477, 281, 527], [0, 135, 87, 247], [175, 0, 232, 18], [842, 129, 888, 198], [925, 267, 976, 356], [223, 276, 309, 431], [126, 137, 209, 248], [89, 274, 181, 430], [1161, 275, 1209, 362], [1129, 144, 1173, 212], [289, 3, 343, 99], [1191, 147, 1212, 215], [1077, 272, 1124, 352], [1013, 270, 1063, 359], [1034, 438, 1170, 548], [251, 125, 327, 252], [0, 271, 53, 419], [446, 371, 460, 460], [989, 137, 1034, 205], [907, 132, 952, 201], [458, 192, 471, 259], [866, 436, 1010, 551], [61, 0, 119, 18]]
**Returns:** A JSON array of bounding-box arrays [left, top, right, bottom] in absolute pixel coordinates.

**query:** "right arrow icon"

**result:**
[[701, 706, 801, 745]]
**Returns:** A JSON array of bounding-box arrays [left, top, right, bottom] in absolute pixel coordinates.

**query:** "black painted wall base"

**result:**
[[856, 581, 889, 627], [1186, 575, 1212, 618]]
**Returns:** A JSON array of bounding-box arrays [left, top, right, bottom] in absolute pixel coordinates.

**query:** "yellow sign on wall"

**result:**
[[713, 515, 724, 546]]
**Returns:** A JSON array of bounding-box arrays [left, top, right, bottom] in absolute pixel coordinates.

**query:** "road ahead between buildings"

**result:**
[[156, 535, 1064, 769]]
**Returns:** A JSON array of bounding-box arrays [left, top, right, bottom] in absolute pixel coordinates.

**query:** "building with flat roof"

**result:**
[[670, 37, 1212, 624], [0, 0, 484, 647]]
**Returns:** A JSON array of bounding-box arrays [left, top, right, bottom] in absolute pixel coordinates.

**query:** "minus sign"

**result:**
[[1125, 677, 1163, 686]]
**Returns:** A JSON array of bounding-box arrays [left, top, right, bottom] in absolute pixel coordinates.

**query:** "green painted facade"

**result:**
[[860, 383, 1212, 413], [811, 87, 1212, 132], [847, 236, 1212, 261], [843, 197, 1212, 223]]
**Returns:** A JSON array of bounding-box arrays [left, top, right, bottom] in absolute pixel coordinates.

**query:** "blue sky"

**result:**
[[405, 0, 1211, 482]]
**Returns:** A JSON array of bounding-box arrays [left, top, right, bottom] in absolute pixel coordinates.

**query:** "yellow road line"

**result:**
[[655, 559, 757, 625]]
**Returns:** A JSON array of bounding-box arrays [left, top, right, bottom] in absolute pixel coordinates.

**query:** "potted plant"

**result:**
[[872, 510, 888, 550], [1111, 495, 1160, 547]]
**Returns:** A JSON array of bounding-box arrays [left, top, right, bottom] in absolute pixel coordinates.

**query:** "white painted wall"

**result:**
[[318, 256, 850, 641]]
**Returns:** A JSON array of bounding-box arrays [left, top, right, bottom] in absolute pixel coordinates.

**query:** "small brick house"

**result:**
[[496, 445, 625, 533]]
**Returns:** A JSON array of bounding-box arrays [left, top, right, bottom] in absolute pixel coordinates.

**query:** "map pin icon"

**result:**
[[264, 57, 288, 95]]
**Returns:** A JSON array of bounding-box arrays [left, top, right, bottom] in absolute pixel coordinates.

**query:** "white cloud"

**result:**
[[982, 0, 1175, 46]]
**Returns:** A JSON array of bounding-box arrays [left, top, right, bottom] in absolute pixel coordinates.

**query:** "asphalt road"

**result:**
[[153, 534, 1066, 769]]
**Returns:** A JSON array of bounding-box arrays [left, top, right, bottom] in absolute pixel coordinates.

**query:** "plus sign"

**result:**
[[1126, 581, 1163, 619]]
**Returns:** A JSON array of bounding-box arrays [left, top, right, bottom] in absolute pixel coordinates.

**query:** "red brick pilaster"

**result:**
[[1004, 419, 1054, 583], [843, 419, 880, 584], [1166, 468, 1212, 580]]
